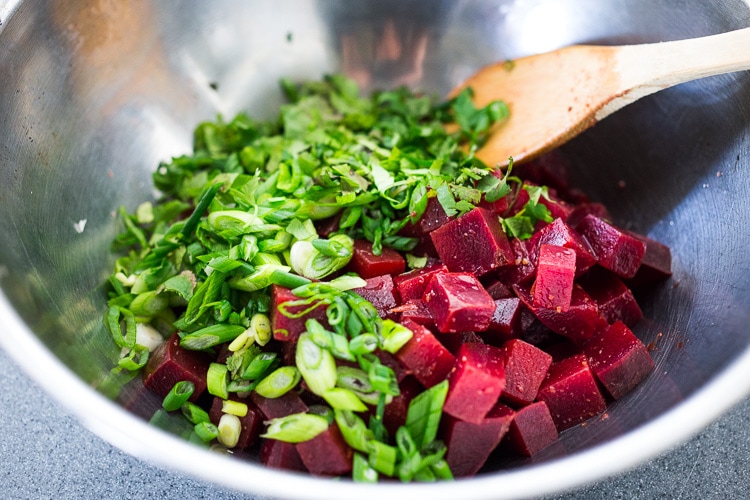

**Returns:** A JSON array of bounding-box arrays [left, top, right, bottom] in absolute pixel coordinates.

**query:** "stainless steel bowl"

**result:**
[[2, 1, 750, 498]]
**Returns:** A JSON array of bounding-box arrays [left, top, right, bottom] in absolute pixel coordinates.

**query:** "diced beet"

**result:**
[[442, 403, 515, 477], [583, 321, 655, 400], [532, 244, 576, 311], [250, 391, 308, 420], [496, 238, 536, 286], [393, 299, 434, 326], [478, 192, 511, 214], [260, 439, 307, 472], [503, 401, 558, 457], [394, 320, 455, 388], [430, 207, 514, 276], [296, 423, 353, 477], [271, 285, 329, 342], [625, 230, 673, 287], [536, 353, 606, 431], [482, 297, 524, 346], [383, 376, 422, 436], [515, 282, 602, 342], [506, 182, 531, 216], [435, 331, 484, 355], [577, 215, 647, 279], [314, 213, 341, 238], [500, 339, 553, 407], [393, 263, 448, 302], [348, 239, 406, 278], [527, 218, 597, 276], [399, 196, 451, 236], [485, 279, 515, 300], [352, 274, 399, 319], [423, 272, 496, 333], [567, 202, 612, 228], [443, 343, 506, 424], [209, 397, 263, 451], [580, 268, 643, 327], [142, 332, 210, 401]]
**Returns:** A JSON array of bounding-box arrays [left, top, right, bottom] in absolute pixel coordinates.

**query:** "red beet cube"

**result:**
[[423, 272, 496, 333], [567, 202, 612, 228], [500, 339, 553, 407], [271, 285, 329, 342], [496, 238, 536, 286], [142, 332, 210, 401], [260, 439, 307, 472], [533, 244, 576, 311], [503, 401, 558, 457], [485, 279, 515, 300], [442, 403, 515, 477], [580, 268, 643, 327], [393, 263, 448, 302], [527, 218, 597, 276], [399, 195, 452, 236], [430, 207, 514, 276], [209, 397, 263, 451], [352, 274, 399, 318], [393, 299, 434, 326], [536, 354, 606, 431], [443, 343, 506, 424], [482, 297, 524, 345], [435, 331, 485, 355], [577, 215, 647, 279], [515, 282, 602, 342], [478, 192, 511, 214], [348, 239, 406, 278], [250, 391, 308, 420], [625, 230, 673, 287], [394, 320, 455, 388], [583, 321, 655, 400], [296, 423, 353, 477]]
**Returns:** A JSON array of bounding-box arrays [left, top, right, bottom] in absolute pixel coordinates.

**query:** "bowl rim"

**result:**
[[3, 283, 750, 499]]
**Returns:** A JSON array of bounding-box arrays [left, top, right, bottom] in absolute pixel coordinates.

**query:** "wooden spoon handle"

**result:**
[[599, 27, 750, 120]]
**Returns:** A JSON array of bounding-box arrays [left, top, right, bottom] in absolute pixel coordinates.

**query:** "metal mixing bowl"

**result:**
[[2, 0, 750, 498]]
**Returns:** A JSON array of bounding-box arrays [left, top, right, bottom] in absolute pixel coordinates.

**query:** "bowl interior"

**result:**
[[2, 0, 750, 497]]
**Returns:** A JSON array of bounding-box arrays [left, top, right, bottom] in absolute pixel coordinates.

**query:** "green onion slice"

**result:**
[[262, 413, 329, 443]]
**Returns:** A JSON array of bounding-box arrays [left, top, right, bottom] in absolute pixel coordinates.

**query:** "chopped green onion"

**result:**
[[368, 362, 399, 396], [289, 234, 354, 280], [368, 440, 397, 476], [217, 413, 242, 448], [311, 238, 352, 258], [242, 351, 278, 380], [295, 332, 337, 396], [349, 333, 379, 356], [194, 421, 220, 442], [180, 324, 246, 350], [129, 290, 169, 317], [262, 412, 329, 443], [254, 366, 301, 398], [117, 344, 150, 371], [180, 183, 222, 240], [181, 401, 210, 424], [221, 400, 248, 417], [353, 453, 379, 483], [162, 381, 195, 412], [269, 269, 312, 289], [430, 459, 454, 480], [379, 319, 413, 354], [334, 409, 372, 452], [405, 379, 448, 450], [322, 387, 367, 412], [250, 313, 272, 345], [207, 363, 229, 399], [229, 264, 291, 292]]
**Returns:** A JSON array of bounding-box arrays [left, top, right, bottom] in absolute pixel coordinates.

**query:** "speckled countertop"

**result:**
[[0, 347, 747, 500]]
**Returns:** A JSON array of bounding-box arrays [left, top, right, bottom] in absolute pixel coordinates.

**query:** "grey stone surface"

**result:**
[[0, 347, 747, 500]]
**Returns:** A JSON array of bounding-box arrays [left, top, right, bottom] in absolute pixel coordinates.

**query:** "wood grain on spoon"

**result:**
[[453, 27, 750, 167]]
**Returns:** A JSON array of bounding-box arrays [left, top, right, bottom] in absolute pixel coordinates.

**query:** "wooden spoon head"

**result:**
[[453, 45, 622, 167]]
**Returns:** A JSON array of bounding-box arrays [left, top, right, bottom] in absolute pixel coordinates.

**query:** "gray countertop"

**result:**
[[1, 346, 747, 500]]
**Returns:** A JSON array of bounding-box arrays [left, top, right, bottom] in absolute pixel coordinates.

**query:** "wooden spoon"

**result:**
[[454, 27, 750, 167]]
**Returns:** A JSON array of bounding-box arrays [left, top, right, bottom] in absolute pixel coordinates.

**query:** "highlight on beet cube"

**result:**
[[532, 244, 577, 311], [393, 262, 448, 302], [583, 321, 655, 400], [443, 343, 506, 424], [423, 272, 496, 333], [527, 217, 597, 276], [430, 206, 513, 276]]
